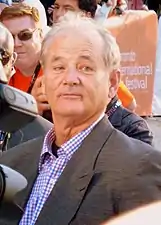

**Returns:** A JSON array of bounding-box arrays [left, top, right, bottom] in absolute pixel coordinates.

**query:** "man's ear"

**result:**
[[108, 69, 121, 99], [12, 52, 17, 66]]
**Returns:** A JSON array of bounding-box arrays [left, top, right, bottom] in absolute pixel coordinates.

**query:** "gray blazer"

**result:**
[[1, 116, 161, 225]]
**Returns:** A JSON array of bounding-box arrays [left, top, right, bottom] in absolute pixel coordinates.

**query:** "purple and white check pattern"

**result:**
[[19, 113, 104, 225]]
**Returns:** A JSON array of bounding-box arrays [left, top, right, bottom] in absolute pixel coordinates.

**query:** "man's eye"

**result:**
[[53, 66, 65, 72], [78, 65, 94, 74], [65, 7, 75, 11]]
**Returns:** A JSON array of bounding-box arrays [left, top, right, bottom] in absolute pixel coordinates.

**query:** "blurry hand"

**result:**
[[141, 4, 149, 11], [31, 76, 50, 115], [47, 5, 54, 14]]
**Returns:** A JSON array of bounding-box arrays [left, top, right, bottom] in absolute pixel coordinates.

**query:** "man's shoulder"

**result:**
[[0, 136, 44, 168], [94, 128, 161, 191], [100, 127, 161, 170], [104, 127, 155, 155]]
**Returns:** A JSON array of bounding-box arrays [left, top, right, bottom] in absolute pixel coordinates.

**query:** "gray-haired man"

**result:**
[[0, 15, 161, 225]]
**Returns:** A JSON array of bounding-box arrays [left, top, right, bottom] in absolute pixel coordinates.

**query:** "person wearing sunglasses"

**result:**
[[0, 22, 52, 152], [0, 3, 45, 93]]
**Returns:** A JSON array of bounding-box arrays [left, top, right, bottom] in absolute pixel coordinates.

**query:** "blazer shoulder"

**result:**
[[95, 129, 161, 194], [99, 128, 161, 169]]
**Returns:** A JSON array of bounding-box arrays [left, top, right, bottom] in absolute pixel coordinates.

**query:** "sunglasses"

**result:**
[[12, 28, 38, 41], [0, 48, 11, 66]]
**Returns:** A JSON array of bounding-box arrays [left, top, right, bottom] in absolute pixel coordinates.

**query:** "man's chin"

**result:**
[[15, 61, 26, 68], [55, 108, 84, 118], [15, 60, 29, 71]]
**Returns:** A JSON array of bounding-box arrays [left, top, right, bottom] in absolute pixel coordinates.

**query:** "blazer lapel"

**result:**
[[36, 116, 114, 225]]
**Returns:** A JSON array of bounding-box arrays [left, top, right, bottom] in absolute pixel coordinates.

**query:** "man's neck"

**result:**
[[17, 63, 39, 77], [53, 112, 104, 146]]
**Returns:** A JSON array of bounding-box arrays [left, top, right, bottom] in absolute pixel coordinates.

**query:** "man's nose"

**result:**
[[63, 68, 80, 86], [14, 35, 22, 48]]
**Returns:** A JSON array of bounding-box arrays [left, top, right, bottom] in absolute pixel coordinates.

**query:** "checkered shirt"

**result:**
[[19, 113, 104, 225]]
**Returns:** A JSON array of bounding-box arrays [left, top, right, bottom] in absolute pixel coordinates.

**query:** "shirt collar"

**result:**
[[39, 113, 105, 171]]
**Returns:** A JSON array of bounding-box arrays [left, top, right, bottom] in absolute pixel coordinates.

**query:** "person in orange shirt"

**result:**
[[0, 3, 45, 93], [118, 81, 137, 112], [9, 65, 43, 93]]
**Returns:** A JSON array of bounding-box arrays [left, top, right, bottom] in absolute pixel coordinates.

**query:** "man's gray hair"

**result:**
[[40, 13, 121, 71]]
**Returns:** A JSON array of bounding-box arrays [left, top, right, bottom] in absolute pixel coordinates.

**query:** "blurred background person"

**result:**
[[0, 3, 46, 93], [0, 21, 52, 151], [118, 81, 137, 112], [39, 0, 55, 26], [12, 0, 49, 31], [106, 93, 153, 146], [52, 0, 97, 23], [95, 0, 128, 19]]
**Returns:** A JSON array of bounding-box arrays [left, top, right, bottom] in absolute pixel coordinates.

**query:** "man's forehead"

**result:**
[[2, 15, 37, 33], [51, 28, 103, 49], [55, 0, 79, 7], [46, 31, 104, 62]]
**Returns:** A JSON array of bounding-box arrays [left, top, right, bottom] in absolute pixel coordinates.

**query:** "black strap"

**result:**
[[27, 63, 41, 94]]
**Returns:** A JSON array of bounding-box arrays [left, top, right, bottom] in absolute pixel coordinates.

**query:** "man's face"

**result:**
[[53, 0, 81, 23], [2, 15, 42, 71], [43, 30, 119, 121]]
